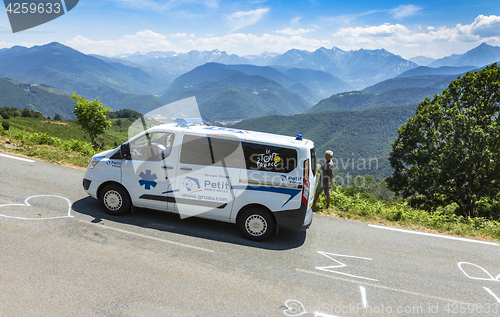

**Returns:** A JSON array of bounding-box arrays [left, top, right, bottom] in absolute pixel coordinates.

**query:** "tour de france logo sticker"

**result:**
[[4, 0, 79, 33]]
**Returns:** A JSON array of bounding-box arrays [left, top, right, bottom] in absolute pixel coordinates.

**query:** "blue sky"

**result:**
[[0, 0, 499, 59]]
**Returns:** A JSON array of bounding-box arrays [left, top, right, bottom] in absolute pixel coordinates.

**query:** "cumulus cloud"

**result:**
[[334, 23, 409, 38], [390, 4, 422, 19], [458, 15, 500, 38], [333, 15, 500, 47], [275, 28, 315, 36], [66, 30, 175, 56], [225, 8, 269, 32], [170, 33, 188, 38]]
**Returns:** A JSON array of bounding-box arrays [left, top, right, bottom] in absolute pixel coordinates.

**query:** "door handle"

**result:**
[[162, 166, 173, 169], [180, 167, 192, 171]]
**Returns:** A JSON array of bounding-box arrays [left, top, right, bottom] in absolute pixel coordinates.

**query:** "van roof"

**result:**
[[146, 123, 313, 148]]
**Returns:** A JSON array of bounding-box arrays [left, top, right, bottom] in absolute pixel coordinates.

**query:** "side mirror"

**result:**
[[120, 143, 131, 160]]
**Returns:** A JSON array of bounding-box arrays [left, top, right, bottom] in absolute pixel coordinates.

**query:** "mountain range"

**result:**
[[428, 43, 500, 68]]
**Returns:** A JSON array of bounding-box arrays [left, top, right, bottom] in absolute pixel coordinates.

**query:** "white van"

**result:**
[[82, 120, 316, 240]]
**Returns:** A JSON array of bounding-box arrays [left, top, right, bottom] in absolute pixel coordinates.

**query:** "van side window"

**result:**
[[180, 135, 213, 165], [180, 135, 244, 168], [130, 132, 175, 161], [210, 137, 244, 168], [243, 142, 297, 173]]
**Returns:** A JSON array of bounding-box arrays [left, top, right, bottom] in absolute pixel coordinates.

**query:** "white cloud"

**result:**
[[225, 8, 269, 32], [333, 15, 500, 47], [390, 5, 422, 19], [458, 15, 500, 38], [275, 28, 315, 36], [170, 33, 188, 38], [334, 23, 409, 38], [66, 30, 175, 56]]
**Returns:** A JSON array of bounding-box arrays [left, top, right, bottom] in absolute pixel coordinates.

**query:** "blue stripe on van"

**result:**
[[231, 185, 301, 208]]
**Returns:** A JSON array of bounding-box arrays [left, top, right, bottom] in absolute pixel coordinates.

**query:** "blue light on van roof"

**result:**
[[296, 134, 303, 140], [173, 118, 205, 127]]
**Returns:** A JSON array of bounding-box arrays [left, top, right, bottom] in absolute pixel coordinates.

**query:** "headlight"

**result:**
[[89, 156, 105, 169]]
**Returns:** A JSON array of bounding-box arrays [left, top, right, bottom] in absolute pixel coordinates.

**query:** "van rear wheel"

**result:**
[[99, 184, 131, 216], [238, 208, 275, 241]]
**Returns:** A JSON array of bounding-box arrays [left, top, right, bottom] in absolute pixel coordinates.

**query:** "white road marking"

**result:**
[[359, 286, 367, 308], [296, 269, 474, 305], [0, 153, 35, 163], [368, 224, 499, 246], [79, 220, 214, 253], [0, 195, 73, 220], [315, 251, 378, 282], [483, 287, 500, 303], [283, 299, 340, 317], [458, 262, 500, 282]]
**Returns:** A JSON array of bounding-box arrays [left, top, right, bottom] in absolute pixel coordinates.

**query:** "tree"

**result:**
[[387, 63, 500, 217], [70, 93, 111, 147], [21, 108, 31, 117], [54, 114, 62, 121]]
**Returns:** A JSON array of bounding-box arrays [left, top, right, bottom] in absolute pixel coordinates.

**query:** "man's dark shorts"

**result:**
[[315, 183, 330, 197]]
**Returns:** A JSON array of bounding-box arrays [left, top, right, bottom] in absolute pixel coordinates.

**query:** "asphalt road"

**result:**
[[1, 152, 499, 317]]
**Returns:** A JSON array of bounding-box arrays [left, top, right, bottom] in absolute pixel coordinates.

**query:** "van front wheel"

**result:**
[[238, 208, 275, 241], [99, 184, 131, 216]]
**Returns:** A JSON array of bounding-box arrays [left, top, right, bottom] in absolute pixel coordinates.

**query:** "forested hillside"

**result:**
[[0, 77, 74, 119], [306, 73, 461, 113], [162, 70, 310, 121]]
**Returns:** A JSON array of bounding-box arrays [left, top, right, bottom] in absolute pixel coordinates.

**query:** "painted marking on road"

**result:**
[[368, 224, 499, 246], [483, 287, 500, 303], [296, 269, 474, 306], [283, 299, 340, 317], [359, 286, 367, 308], [458, 262, 500, 282], [79, 220, 214, 253], [315, 251, 378, 282], [0, 195, 73, 220], [0, 153, 35, 163]]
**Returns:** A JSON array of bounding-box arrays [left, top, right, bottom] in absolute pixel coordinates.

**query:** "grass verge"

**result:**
[[313, 189, 500, 242]]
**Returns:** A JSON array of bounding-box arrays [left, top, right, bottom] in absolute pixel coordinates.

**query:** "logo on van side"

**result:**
[[256, 149, 281, 169], [138, 170, 157, 190], [182, 176, 201, 192], [281, 175, 303, 185]]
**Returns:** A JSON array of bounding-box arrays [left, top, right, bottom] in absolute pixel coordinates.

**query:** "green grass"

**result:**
[[2, 116, 130, 148], [0, 116, 132, 168]]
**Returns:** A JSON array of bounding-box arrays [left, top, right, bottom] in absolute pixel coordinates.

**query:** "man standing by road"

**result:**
[[313, 150, 334, 209]]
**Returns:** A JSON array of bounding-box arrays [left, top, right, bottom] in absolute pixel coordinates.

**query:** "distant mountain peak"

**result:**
[[429, 42, 500, 67]]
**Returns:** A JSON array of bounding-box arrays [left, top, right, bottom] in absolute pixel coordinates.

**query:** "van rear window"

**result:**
[[243, 142, 297, 173]]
